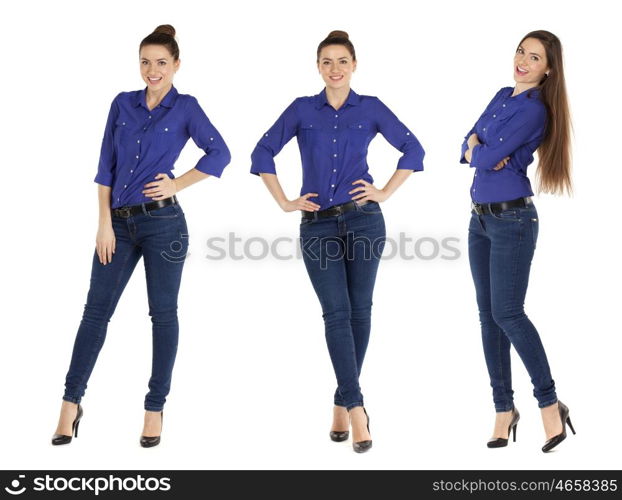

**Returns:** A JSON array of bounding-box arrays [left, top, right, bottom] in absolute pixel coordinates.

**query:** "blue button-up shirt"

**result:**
[[250, 88, 424, 209], [460, 86, 547, 203], [94, 86, 231, 208]]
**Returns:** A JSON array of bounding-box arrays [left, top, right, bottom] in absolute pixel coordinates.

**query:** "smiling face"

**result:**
[[139, 44, 180, 91], [514, 37, 549, 87], [317, 44, 356, 90]]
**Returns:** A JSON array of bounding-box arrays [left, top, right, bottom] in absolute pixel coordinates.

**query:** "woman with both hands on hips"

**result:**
[[51, 25, 231, 448], [461, 30, 574, 452], [250, 30, 424, 453]]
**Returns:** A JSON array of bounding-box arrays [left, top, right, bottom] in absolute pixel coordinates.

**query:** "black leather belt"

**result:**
[[302, 200, 368, 220], [112, 195, 178, 218], [471, 196, 533, 216]]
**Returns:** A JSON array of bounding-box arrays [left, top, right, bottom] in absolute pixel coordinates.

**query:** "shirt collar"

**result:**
[[133, 85, 179, 109], [314, 87, 361, 110]]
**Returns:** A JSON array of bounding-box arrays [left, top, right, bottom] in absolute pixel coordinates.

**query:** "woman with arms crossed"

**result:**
[[251, 31, 424, 453], [52, 25, 230, 447], [461, 30, 574, 452]]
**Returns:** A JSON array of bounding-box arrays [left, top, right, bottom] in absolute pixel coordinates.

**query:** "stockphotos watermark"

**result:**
[[3, 473, 170, 496], [160, 231, 462, 264]]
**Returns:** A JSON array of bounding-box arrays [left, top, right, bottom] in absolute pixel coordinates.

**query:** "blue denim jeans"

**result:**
[[299, 201, 386, 410], [63, 202, 189, 411], [468, 202, 557, 412]]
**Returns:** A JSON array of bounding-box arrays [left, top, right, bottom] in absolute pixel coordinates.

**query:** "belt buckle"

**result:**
[[117, 207, 132, 218], [471, 202, 483, 215]]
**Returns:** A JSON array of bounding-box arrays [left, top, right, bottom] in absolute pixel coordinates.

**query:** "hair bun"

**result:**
[[327, 30, 349, 40], [153, 24, 176, 37]]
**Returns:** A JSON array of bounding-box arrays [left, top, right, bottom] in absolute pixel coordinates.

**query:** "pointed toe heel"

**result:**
[[329, 430, 349, 442], [51, 404, 83, 446], [351, 407, 372, 454], [487, 407, 519, 449], [542, 401, 575, 453], [140, 410, 163, 448]]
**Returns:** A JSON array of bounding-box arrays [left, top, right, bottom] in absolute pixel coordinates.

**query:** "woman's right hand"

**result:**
[[96, 224, 116, 265], [493, 156, 511, 171], [279, 193, 321, 213]]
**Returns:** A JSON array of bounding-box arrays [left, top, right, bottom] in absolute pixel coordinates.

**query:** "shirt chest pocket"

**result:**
[[113, 119, 131, 150], [298, 123, 323, 146], [480, 111, 514, 142], [347, 121, 374, 145]]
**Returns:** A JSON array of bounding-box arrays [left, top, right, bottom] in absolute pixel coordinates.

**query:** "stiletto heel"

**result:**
[[567, 416, 576, 435], [140, 410, 163, 448], [52, 404, 83, 446], [487, 407, 520, 448], [542, 400, 575, 452], [351, 407, 372, 453]]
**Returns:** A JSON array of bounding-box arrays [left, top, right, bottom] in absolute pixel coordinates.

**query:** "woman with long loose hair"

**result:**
[[251, 30, 424, 453], [461, 30, 574, 452], [51, 24, 230, 447]]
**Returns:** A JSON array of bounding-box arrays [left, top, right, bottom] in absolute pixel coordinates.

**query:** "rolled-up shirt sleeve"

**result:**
[[94, 94, 121, 186], [470, 103, 546, 171], [186, 96, 231, 177], [374, 97, 424, 172], [250, 99, 299, 175]]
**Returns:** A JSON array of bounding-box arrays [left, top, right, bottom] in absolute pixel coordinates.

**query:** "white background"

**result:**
[[1, 0, 620, 470]]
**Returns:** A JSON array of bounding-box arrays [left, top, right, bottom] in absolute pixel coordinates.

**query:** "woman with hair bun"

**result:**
[[461, 30, 575, 452], [52, 24, 231, 448], [251, 30, 424, 453]]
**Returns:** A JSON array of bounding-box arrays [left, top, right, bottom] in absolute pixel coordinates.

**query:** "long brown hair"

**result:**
[[140, 24, 180, 61], [520, 30, 572, 195]]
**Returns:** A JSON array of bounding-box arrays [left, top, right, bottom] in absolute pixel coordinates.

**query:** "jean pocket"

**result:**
[[146, 204, 180, 218], [358, 201, 382, 215], [490, 208, 520, 221]]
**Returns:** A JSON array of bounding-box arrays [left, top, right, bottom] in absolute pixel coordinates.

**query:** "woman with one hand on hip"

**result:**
[[52, 24, 231, 447], [461, 30, 574, 452], [250, 30, 424, 453]]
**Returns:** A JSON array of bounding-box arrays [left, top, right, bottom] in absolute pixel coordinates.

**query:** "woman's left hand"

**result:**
[[349, 180, 389, 203], [142, 173, 178, 200]]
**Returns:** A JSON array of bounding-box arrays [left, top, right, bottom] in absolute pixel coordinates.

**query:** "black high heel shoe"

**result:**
[[52, 404, 83, 446], [542, 400, 575, 453], [329, 430, 349, 442], [140, 410, 163, 448], [351, 407, 372, 453], [487, 407, 520, 448]]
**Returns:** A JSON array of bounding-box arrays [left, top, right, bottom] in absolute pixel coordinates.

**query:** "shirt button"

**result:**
[[130, 170, 134, 173], [124, 184, 127, 188], [334, 125, 337, 129], [499, 137, 503, 141], [137, 139, 140, 144], [334, 114, 338, 118], [122, 122, 126, 126], [483, 128, 486, 131], [210, 137, 214, 141], [148, 115, 152, 119], [136, 155, 139, 159], [265, 133, 269, 137], [331, 184, 335, 188], [333, 138, 336, 142], [164, 127, 168, 132], [502, 104, 506, 107], [329, 198, 333, 201], [333, 169, 336, 172], [493, 114, 496, 118], [333, 153, 337, 158]]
